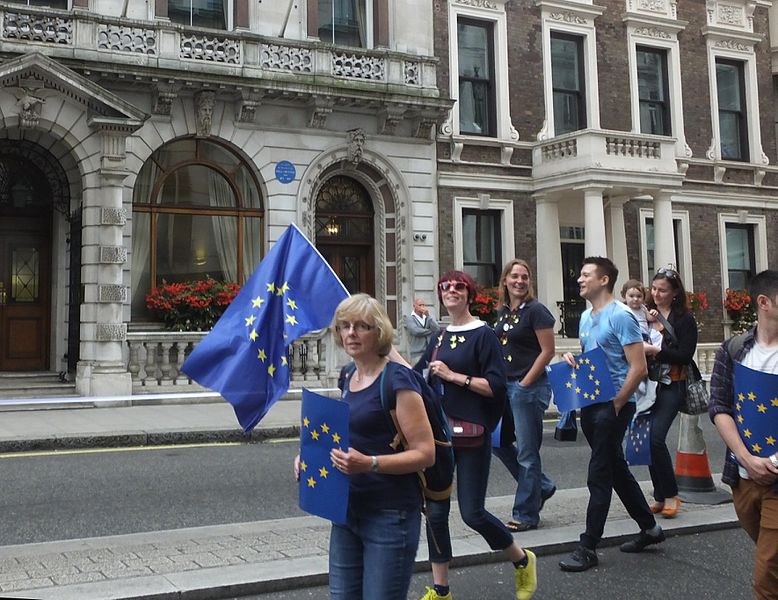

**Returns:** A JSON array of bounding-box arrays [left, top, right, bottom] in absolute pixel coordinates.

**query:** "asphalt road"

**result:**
[[0, 416, 729, 546], [246, 527, 754, 600]]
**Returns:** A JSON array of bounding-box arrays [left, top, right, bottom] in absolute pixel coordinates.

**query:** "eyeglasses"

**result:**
[[439, 281, 468, 292], [336, 321, 374, 333], [657, 267, 679, 279]]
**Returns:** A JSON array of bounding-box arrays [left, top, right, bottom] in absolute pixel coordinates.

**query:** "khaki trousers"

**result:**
[[733, 478, 778, 600]]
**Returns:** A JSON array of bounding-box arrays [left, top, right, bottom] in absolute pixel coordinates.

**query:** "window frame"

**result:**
[[453, 195, 514, 284], [717, 212, 767, 292], [638, 207, 693, 287], [635, 45, 671, 136], [10, 0, 70, 7], [550, 31, 587, 136], [715, 58, 749, 162], [724, 223, 756, 290], [315, 0, 373, 48], [461, 208, 502, 286], [456, 17, 497, 138], [165, 0, 234, 30]]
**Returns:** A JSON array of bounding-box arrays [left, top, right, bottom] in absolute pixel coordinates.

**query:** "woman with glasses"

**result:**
[[491, 259, 557, 532], [643, 267, 698, 518], [417, 270, 537, 600], [295, 294, 435, 600]]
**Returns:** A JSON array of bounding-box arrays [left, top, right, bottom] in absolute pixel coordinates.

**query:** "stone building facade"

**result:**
[[0, 0, 449, 395], [435, 0, 778, 342]]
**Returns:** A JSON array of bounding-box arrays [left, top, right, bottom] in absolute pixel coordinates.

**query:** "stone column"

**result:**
[[76, 120, 141, 398], [651, 190, 676, 273], [581, 186, 608, 258], [535, 195, 564, 325], [606, 196, 630, 285]]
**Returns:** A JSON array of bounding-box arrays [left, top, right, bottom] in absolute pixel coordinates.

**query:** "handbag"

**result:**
[[680, 360, 709, 415], [554, 410, 578, 442], [447, 417, 485, 448]]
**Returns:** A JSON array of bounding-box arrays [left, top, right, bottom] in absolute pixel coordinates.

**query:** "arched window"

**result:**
[[131, 138, 263, 318]]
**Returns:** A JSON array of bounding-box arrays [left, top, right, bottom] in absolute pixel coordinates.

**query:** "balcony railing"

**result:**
[[0, 5, 438, 93], [126, 329, 336, 393]]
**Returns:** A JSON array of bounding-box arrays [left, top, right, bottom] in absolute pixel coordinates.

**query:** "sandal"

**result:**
[[649, 501, 665, 514], [661, 497, 681, 518]]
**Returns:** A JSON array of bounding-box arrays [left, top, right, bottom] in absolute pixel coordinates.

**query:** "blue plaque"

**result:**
[[275, 160, 296, 184]]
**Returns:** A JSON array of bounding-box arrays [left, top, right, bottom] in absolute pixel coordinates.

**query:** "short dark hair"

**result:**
[[748, 270, 778, 306], [437, 270, 478, 305], [583, 256, 618, 293]]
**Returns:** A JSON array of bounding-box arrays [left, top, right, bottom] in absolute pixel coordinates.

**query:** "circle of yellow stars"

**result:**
[[565, 356, 601, 400], [735, 390, 778, 455], [300, 416, 344, 489], [243, 280, 299, 378]]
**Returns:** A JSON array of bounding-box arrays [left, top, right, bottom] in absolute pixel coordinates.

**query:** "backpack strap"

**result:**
[[378, 362, 406, 451], [725, 332, 749, 360]]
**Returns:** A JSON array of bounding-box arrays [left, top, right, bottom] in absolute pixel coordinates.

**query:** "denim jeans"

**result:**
[[329, 506, 421, 600], [579, 401, 656, 549], [426, 439, 514, 562], [649, 380, 684, 501], [491, 379, 555, 525]]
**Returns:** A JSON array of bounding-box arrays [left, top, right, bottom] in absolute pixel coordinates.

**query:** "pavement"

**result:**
[[0, 397, 739, 600]]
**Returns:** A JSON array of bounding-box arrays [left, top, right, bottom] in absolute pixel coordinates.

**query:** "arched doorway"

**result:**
[[0, 155, 53, 371], [315, 175, 375, 295]]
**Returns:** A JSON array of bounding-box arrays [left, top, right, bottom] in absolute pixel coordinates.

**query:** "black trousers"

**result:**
[[579, 401, 656, 549]]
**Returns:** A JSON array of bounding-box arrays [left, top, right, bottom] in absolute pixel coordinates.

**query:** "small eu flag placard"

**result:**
[[625, 413, 652, 466], [299, 388, 350, 524], [546, 347, 617, 413], [733, 362, 778, 458]]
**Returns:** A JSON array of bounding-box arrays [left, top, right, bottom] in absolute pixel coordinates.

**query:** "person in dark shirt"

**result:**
[[642, 266, 698, 518], [417, 270, 537, 600], [295, 294, 434, 600], [491, 259, 557, 531]]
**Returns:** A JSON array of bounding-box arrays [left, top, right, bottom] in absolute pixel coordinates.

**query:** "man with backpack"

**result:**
[[710, 270, 778, 600]]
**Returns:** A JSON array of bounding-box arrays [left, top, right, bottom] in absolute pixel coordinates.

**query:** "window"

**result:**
[[169, 0, 227, 29], [644, 217, 682, 274], [132, 138, 263, 318], [8, 0, 68, 6], [636, 47, 670, 136], [457, 19, 496, 137], [551, 33, 586, 135], [318, 0, 367, 47], [716, 59, 748, 161], [639, 209, 692, 286], [462, 209, 501, 287], [725, 224, 756, 290]]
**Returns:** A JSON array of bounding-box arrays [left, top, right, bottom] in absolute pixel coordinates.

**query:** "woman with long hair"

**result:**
[[417, 270, 537, 600], [644, 266, 698, 518], [491, 259, 557, 531]]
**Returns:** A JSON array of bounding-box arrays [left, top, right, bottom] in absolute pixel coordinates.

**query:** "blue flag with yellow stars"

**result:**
[[546, 347, 617, 413], [182, 224, 349, 432], [625, 413, 652, 466], [733, 362, 778, 458], [299, 388, 349, 524]]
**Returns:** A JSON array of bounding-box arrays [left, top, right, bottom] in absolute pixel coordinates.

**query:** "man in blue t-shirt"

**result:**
[[558, 257, 664, 572]]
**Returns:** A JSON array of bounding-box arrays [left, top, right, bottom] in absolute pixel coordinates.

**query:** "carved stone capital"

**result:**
[[152, 83, 180, 116], [236, 89, 264, 123]]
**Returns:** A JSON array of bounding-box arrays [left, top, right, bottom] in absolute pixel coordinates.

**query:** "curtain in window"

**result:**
[[354, 0, 367, 48], [238, 169, 262, 279], [131, 162, 159, 308], [208, 171, 238, 282]]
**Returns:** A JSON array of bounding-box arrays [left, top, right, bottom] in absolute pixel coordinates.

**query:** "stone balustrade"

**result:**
[[126, 329, 334, 392]]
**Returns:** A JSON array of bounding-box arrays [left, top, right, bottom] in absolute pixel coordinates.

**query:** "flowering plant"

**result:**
[[724, 288, 756, 334], [686, 291, 709, 314], [470, 286, 500, 326], [146, 277, 241, 331]]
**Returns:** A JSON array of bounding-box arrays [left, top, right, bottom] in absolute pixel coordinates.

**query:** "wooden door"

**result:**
[[0, 228, 50, 371], [318, 245, 374, 296]]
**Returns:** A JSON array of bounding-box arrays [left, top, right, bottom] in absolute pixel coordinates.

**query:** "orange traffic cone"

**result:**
[[675, 413, 731, 504]]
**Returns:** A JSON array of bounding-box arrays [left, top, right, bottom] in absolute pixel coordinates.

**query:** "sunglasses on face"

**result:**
[[336, 321, 373, 333], [439, 281, 468, 292]]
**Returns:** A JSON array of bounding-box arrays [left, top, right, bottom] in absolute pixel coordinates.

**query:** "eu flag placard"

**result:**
[[182, 224, 349, 432], [546, 347, 617, 413], [299, 388, 349, 524], [733, 362, 778, 458], [625, 413, 652, 466]]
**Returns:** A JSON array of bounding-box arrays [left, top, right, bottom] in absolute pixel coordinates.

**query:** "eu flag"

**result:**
[[182, 224, 349, 432], [625, 413, 652, 466], [299, 388, 350, 524], [733, 362, 778, 458], [546, 347, 617, 413]]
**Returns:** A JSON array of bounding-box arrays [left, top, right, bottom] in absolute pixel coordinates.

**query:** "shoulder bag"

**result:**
[[680, 359, 709, 415]]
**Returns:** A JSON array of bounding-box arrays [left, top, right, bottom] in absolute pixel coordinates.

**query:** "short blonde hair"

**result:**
[[332, 294, 394, 357]]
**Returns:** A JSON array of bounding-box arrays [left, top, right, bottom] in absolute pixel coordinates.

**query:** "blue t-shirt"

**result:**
[[578, 301, 642, 402], [341, 364, 422, 511]]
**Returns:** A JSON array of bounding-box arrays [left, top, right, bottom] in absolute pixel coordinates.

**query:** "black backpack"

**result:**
[[339, 361, 454, 501]]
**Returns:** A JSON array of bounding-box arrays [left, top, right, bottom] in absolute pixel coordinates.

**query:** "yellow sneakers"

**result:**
[[515, 549, 537, 600], [420, 586, 453, 600]]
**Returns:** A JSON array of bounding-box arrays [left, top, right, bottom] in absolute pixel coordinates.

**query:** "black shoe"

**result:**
[[619, 527, 666, 553], [559, 546, 598, 572], [540, 486, 557, 511], [507, 520, 538, 532]]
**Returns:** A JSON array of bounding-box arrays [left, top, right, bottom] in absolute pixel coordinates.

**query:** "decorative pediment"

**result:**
[[0, 52, 147, 127], [705, 0, 759, 34], [625, 0, 678, 21]]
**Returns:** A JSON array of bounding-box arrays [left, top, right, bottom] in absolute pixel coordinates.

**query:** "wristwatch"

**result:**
[[770, 454, 778, 468], [463, 376, 472, 388], [371, 455, 380, 472]]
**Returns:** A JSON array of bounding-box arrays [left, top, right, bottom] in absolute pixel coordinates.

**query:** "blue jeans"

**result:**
[[329, 506, 421, 600], [492, 379, 555, 525], [426, 439, 514, 562], [579, 401, 655, 549], [649, 381, 684, 501]]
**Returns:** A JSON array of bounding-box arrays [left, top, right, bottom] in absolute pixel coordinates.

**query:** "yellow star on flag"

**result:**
[[584, 358, 591, 364], [258, 348, 267, 362], [252, 296, 264, 308], [758, 404, 767, 413], [766, 436, 776, 446], [737, 415, 744, 423], [300, 460, 307, 471], [575, 387, 581, 394], [594, 388, 601, 395], [249, 329, 258, 342], [287, 298, 298, 310], [266, 282, 275, 293], [566, 382, 573, 388], [268, 364, 276, 376], [332, 433, 341, 444], [571, 372, 577, 379], [752, 443, 762, 453], [772, 398, 778, 407], [507, 355, 512, 362], [319, 466, 329, 478], [307, 477, 316, 488], [738, 393, 745, 401], [748, 392, 756, 401], [595, 379, 600, 386], [321, 423, 330, 433], [744, 428, 752, 438], [310, 429, 319, 440], [303, 417, 310, 427], [583, 392, 590, 399], [736, 402, 741, 411], [278, 281, 290, 295], [286, 314, 298, 326], [588, 374, 594, 380], [245, 315, 256, 327], [281, 356, 288, 366], [590, 365, 596, 371]]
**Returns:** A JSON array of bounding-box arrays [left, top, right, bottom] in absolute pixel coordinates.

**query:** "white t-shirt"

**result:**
[[738, 340, 778, 479]]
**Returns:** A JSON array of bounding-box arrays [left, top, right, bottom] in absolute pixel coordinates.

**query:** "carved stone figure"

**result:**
[[195, 90, 215, 137], [347, 128, 366, 167], [12, 87, 47, 128]]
